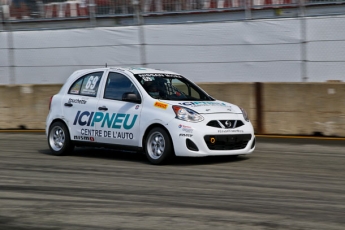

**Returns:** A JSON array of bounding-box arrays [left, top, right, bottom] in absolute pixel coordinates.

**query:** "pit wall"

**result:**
[[1, 83, 345, 137]]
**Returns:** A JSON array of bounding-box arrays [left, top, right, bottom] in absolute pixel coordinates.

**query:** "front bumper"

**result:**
[[168, 113, 255, 157]]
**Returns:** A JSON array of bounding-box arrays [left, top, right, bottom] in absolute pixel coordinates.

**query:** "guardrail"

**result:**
[[1, 0, 344, 21]]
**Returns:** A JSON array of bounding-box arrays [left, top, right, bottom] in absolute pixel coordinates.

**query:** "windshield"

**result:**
[[134, 73, 214, 101]]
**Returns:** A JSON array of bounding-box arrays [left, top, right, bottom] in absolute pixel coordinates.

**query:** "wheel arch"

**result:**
[[49, 118, 72, 139], [142, 123, 176, 156], [49, 118, 68, 130]]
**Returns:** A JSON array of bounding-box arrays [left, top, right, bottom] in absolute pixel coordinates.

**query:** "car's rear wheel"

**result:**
[[144, 127, 174, 165], [48, 121, 74, 156]]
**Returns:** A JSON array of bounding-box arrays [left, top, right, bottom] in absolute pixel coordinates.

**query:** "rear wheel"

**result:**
[[48, 121, 74, 156], [144, 127, 174, 165]]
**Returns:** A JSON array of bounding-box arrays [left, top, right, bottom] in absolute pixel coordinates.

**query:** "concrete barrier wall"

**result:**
[[1, 83, 345, 137], [263, 83, 345, 136], [0, 85, 61, 129]]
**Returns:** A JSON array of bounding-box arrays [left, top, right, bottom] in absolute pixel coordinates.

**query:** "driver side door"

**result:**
[[95, 72, 143, 147]]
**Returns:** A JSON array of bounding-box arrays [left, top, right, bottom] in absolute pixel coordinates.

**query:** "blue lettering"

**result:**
[[87, 112, 94, 126], [112, 113, 126, 129], [123, 114, 138, 130], [73, 111, 81, 125], [101, 113, 116, 128], [91, 112, 104, 126], [78, 111, 90, 126], [74, 111, 137, 129]]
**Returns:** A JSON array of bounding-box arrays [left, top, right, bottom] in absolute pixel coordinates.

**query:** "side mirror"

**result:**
[[122, 92, 141, 104]]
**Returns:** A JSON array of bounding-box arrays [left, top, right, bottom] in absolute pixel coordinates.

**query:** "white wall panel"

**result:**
[[146, 44, 300, 63], [1, 16, 344, 84], [0, 67, 10, 85], [13, 27, 141, 48], [14, 66, 93, 84], [144, 19, 301, 45], [150, 62, 301, 82], [0, 50, 9, 66], [307, 63, 345, 82], [0, 32, 8, 49], [0, 33, 10, 84], [307, 41, 345, 62], [14, 45, 141, 66], [308, 16, 345, 41]]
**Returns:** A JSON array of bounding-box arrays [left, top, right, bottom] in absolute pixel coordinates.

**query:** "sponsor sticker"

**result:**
[[142, 76, 153, 81], [137, 73, 182, 78], [74, 135, 95, 141], [154, 101, 168, 110], [178, 124, 193, 133], [68, 98, 87, 104], [178, 101, 229, 107], [218, 129, 244, 133], [179, 134, 193, 138]]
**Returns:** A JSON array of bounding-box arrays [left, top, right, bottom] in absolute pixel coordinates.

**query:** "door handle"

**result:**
[[64, 103, 73, 107], [98, 106, 108, 111]]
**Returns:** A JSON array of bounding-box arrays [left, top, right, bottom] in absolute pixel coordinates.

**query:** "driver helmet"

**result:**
[[144, 81, 160, 97]]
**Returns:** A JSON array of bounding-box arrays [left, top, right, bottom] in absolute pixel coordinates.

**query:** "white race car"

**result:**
[[46, 67, 255, 164]]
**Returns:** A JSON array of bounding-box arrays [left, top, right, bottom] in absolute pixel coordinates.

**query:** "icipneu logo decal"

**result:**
[[154, 101, 168, 110], [73, 111, 137, 129]]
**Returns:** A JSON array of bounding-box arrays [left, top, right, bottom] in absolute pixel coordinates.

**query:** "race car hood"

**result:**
[[163, 100, 242, 114]]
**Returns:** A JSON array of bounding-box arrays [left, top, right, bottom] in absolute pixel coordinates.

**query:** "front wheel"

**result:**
[[48, 121, 74, 156], [144, 127, 174, 165]]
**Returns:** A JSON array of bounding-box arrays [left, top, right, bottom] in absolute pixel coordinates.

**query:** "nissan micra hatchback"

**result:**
[[46, 67, 255, 164]]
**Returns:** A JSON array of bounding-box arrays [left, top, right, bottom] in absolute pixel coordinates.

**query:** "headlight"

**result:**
[[172, 105, 204, 123], [240, 107, 250, 122]]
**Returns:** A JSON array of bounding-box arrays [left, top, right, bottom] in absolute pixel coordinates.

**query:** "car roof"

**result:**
[[69, 67, 180, 80], [110, 67, 179, 75]]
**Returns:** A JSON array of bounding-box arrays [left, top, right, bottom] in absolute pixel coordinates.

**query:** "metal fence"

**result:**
[[0, 0, 344, 22], [1, 0, 345, 84]]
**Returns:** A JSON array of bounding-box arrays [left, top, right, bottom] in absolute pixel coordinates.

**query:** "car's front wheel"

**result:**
[[48, 121, 74, 156], [144, 127, 174, 165]]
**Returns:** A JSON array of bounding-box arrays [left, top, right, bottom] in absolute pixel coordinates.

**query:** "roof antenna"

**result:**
[[105, 63, 107, 68]]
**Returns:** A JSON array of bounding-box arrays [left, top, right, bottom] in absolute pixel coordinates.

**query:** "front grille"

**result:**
[[204, 134, 252, 150], [207, 120, 221, 128], [207, 120, 244, 129]]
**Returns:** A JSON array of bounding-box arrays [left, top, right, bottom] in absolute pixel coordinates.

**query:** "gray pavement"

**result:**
[[0, 133, 344, 230]]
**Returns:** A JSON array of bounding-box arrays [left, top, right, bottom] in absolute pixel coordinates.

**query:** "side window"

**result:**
[[171, 79, 187, 93], [104, 72, 139, 101], [171, 79, 201, 99], [68, 72, 103, 97], [69, 78, 83, 95]]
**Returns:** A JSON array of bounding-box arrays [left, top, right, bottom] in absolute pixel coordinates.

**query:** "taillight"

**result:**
[[49, 96, 53, 110]]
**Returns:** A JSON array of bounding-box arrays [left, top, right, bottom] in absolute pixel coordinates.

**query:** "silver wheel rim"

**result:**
[[49, 126, 66, 151], [147, 131, 165, 160]]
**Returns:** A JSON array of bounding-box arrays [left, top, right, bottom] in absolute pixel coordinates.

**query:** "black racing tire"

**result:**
[[48, 121, 74, 156], [144, 127, 174, 165]]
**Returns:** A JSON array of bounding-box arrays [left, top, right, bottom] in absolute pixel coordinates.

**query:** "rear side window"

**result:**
[[68, 72, 103, 97]]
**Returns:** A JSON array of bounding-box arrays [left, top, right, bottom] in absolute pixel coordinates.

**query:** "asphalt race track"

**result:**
[[0, 133, 344, 230]]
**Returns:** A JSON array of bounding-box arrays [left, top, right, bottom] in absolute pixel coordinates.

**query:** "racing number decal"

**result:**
[[85, 76, 99, 90]]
